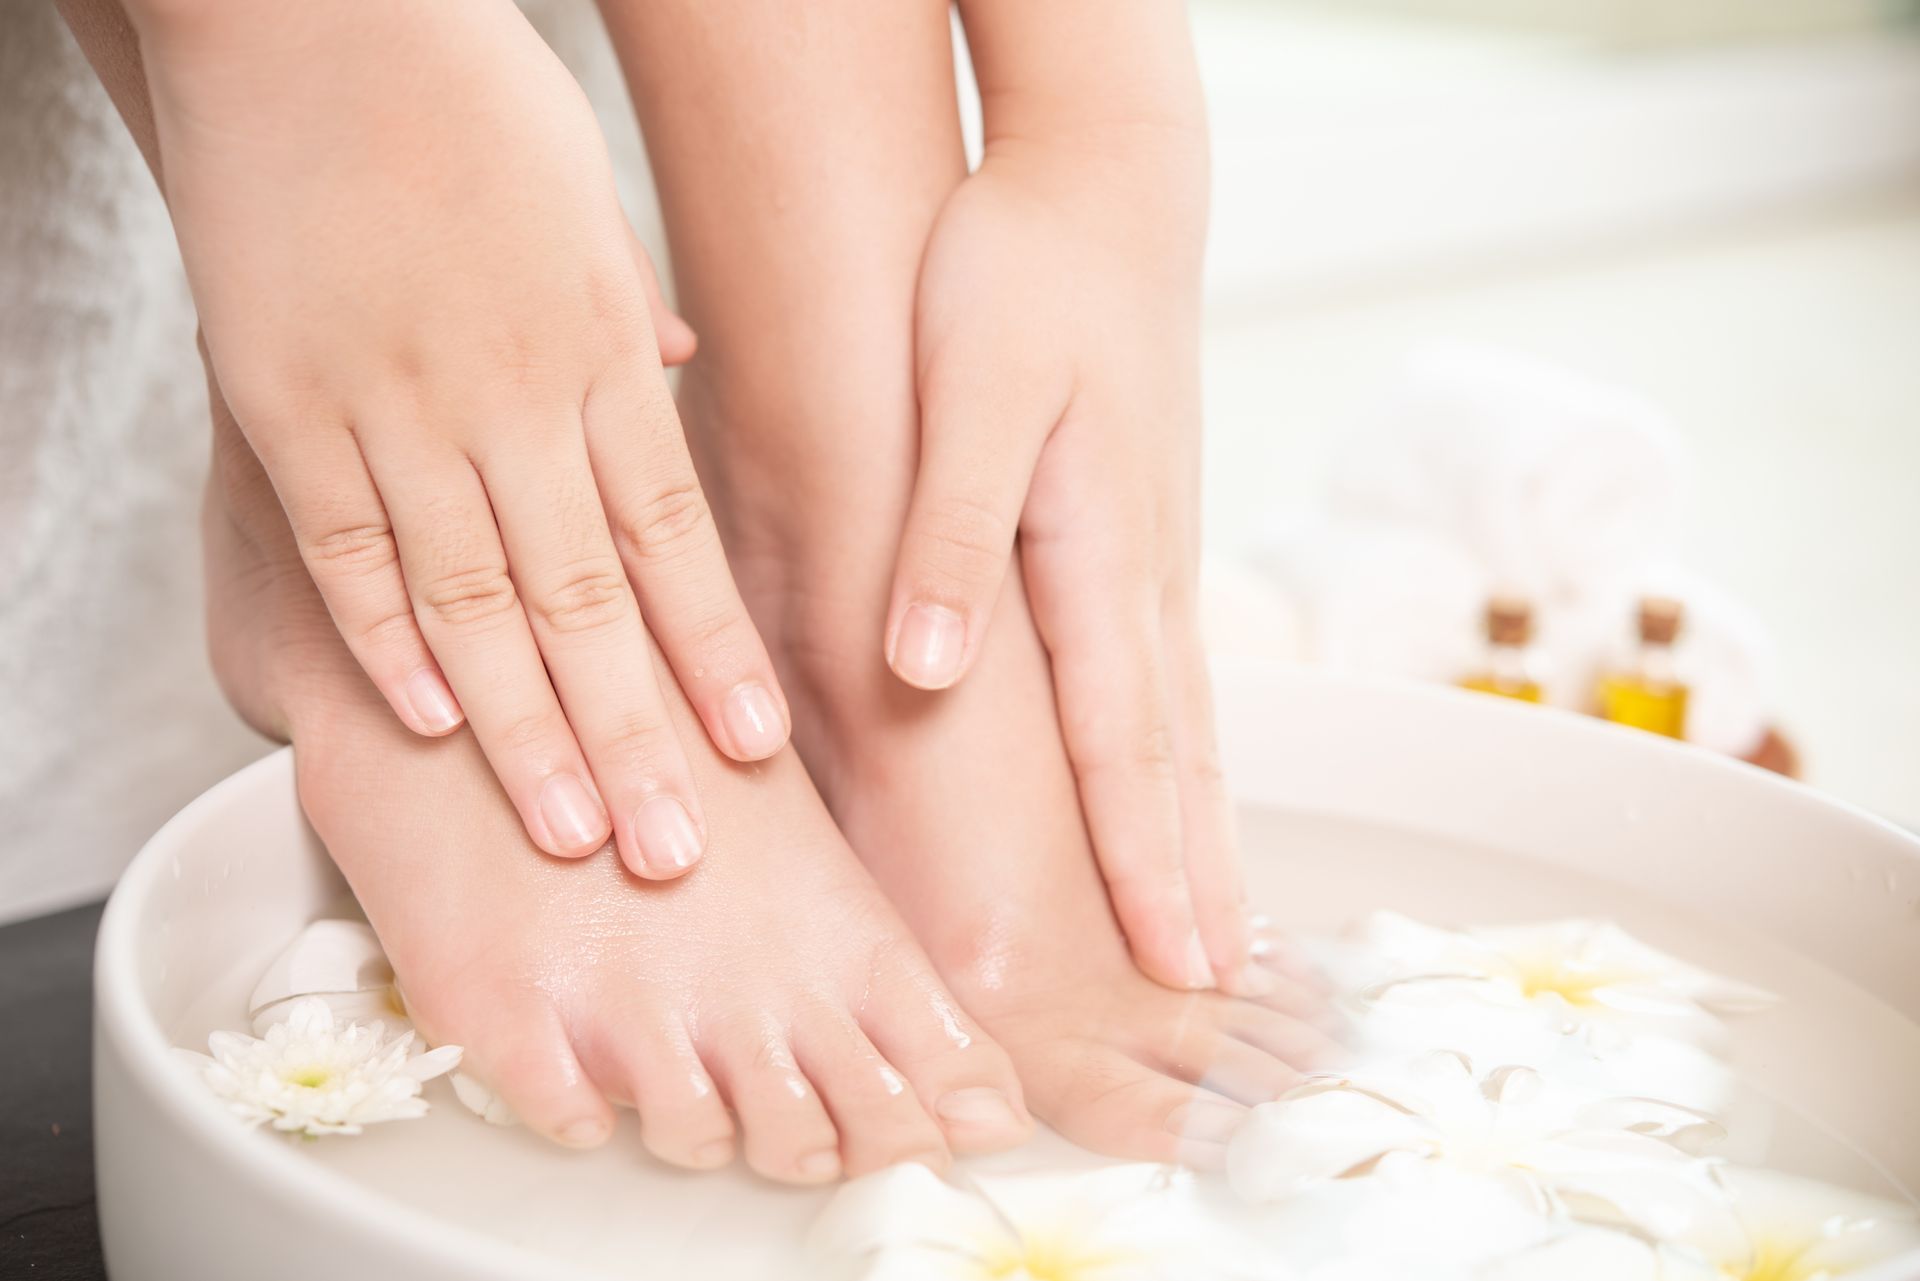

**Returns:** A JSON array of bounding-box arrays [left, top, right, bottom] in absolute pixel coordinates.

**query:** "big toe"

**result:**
[[451, 998, 616, 1150]]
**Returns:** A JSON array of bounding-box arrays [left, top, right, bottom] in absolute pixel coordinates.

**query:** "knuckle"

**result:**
[[595, 710, 678, 776], [353, 606, 424, 657], [496, 711, 564, 759], [612, 477, 713, 565], [529, 562, 633, 636], [305, 523, 399, 578], [914, 494, 1014, 585], [418, 565, 520, 628]]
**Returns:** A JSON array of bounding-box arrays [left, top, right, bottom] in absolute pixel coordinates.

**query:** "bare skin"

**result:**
[[61, 0, 1033, 1183], [203, 379, 1033, 1180], [606, 0, 1333, 1164]]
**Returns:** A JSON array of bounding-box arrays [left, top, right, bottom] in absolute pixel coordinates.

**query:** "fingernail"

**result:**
[[691, 1139, 734, 1169], [538, 774, 607, 853], [890, 603, 966, 689], [559, 1117, 611, 1148], [1166, 1099, 1247, 1143], [1184, 930, 1215, 990], [936, 1087, 1023, 1134], [798, 1149, 842, 1180], [633, 795, 704, 872], [722, 682, 787, 759], [404, 668, 462, 733]]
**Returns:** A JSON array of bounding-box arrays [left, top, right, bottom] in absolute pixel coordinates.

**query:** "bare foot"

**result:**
[[603, 0, 1332, 1164], [201, 385, 1032, 1182]]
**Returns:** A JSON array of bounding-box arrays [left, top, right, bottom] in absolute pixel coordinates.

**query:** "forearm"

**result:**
[[956, 0, 1206, 150]]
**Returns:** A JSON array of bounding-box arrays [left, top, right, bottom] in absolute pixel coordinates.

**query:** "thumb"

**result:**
[[886, 366, 1053, 690], [626, 229, 698, 367]]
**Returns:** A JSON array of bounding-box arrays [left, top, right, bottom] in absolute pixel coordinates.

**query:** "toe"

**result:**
[[859, 973, 1032, 1155], [710, 1020, 843, 1185], [792, 1008, 949, 1178], [461, 999, 615, 1149], [1221, 1000, 1347, 1072], [1162, 1029, 1302, 1106], [1020, 1037, 1247, 1168], [593, 1014, 736, 1171]]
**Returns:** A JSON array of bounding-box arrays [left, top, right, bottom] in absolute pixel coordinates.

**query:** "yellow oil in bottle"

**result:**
[[1599, 597, 1689, 740], [1460, 597, 1544, 703]]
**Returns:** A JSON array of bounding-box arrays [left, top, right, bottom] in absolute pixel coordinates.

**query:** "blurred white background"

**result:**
[[1183, 0, 1920, 822]]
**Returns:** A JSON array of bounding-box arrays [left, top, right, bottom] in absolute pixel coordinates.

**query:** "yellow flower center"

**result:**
[[1511, 957, 1625, 1005], [977, 1237, 1129, 1281], [284, 1066, 334, 1089], [1729, 1239, 1827, 1281]]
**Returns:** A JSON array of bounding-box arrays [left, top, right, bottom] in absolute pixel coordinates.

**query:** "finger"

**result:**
[[883, 354, 1056, 690], [1166, 605, 1255, 992], [626, 227, 697, 367], [367, 439, 611, 858], [1029, 574, 1211, 992], [265, 426, 463, 738], [478, 424, 707, 880], [585, 367, 792, 766]]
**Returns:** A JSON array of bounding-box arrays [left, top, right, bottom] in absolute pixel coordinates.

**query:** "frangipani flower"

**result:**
[[247, 918, 409, 1036], [810, 1162, 1284, 1281], [185, 997, 460, 1137], [1228, 1052, 1721, 1240], [1355, 914, 1774, 1051], [1658, 1167, 1920, 1281]]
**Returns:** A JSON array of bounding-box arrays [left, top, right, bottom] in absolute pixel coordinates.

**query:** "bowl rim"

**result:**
[[94, 665, 1920, 1279], [95, 747, 585, 1281]]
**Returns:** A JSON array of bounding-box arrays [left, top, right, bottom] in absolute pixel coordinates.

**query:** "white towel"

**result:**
[[1329, 343, 1685, 607], [1232, 345, 1773, 758]]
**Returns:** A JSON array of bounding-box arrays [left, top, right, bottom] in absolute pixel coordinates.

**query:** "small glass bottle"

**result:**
[[1599, 596, 1689, 739], [1460, 596, 1544, 703]]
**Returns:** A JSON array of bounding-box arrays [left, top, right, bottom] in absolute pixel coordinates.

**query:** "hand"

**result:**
[[134, 0, 789, 877], [890, 132, 1261, 994]]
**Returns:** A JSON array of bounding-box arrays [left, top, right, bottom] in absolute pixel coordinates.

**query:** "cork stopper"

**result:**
[[1638, 596, 1684, 646], [1485, 596, 1534, 646]]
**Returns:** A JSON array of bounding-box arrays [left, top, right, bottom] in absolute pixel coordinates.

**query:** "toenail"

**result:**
[[797, 1149, 842, 1180], [558, 1117, 612, 1148], [1165, 1099, 1247, 1144], [1184, 930, 1216, 990], [539, 774, 607, 852], [889, 603, 965, 689], [722, 682, 787, 759], [691, 1138, 734, 1169], [633, 795, 704, 872], [935, 1087, 1022, 1134]]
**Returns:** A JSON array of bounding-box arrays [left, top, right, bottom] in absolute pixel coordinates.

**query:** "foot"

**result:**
[[201, 388, 1032, 1182], [691, 386, 1335, 1167]]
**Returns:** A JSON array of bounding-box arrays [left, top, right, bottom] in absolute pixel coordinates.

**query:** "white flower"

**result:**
[[1228, 1052, 1722, 1240], [1354, 914, 1774, 1050], [1656, 1167, 1920, 1281], [810, 1162, 1285, 1281], [247, 918, 409, 1037], [187, 997, 461, 1137]]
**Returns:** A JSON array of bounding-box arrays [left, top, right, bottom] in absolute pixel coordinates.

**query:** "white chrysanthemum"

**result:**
[[1229, 1052, 1723, 1241], [810, 1162, 1285, 1281], [1354, 914, 1774, 1050], [190, 997, 461, 1137]]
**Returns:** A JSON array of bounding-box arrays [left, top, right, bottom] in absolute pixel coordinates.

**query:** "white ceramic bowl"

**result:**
[[95, 665, 1920, 1279]]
